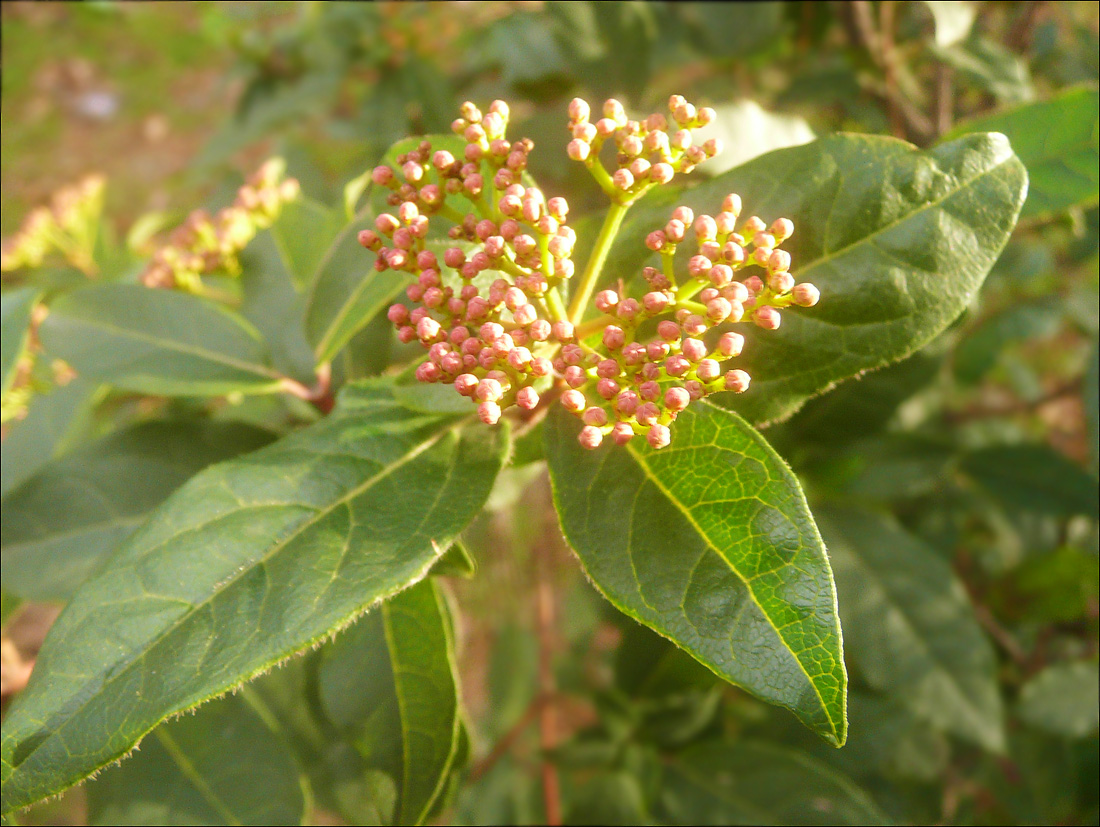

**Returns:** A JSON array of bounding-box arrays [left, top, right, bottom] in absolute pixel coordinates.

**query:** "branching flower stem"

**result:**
[[567, 201, 629, 326]]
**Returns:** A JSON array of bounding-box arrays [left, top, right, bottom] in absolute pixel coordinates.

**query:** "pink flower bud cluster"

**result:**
[[369, 102, 581, 425], [1, 174, 105, 274], [566, 95, 722, 200], [140, 159, 300, 290], [559, 196, 820, 450]]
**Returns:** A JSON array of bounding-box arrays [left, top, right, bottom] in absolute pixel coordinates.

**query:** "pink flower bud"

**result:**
[[644, 341, 668, 362], [531, 356, 553, 376], [562, 344, 583, 366], [398, 325, 417, 343], [583, 407, 608, 427], [792, 283, 820, 307], [358, 229, 381, 250], [752, 246, 772, 266], [512, 304, 536, 326], [454, 374, 479, 397], [620, 135, 643, 157], [578, 425, 604, 449], [683, 315, 708, 337], [709, 264, 733, 288], [450, 326, 471, 346], [743, 275, 764, 294], [417, 317, 442, 341], [569, 97, 591, 123], [547, 196, 569, 221], [376, 214, 400, 235], [769, 271, 795, 293], [594, 289, 619, 313], [702, 138, 722, 158], [636, 402, 661, 426], [618, 298, 640, 322], [476, 378, 503, 402], [372, 165, 395, 186], [722, 194, 742, 216], [464, 174, 484, 196], [564, 365, 587, 388], [696, 359, 721, 382], [423, 287, 445, 308], [478, 401, 502, 425], [771, 217, 794, 240], [742, 215, 766, 235], [508, 347, 533, 371], [616, 390, 639, 416], [387, 304, 409, 325], [552, 320, 575, 341], [647, 424, 671, 449], [402, 161, 423, 183], [704, 297, 730, 323], [516, 386, 539, 410], [717, 332, 745, 358], [600, 327, 624, 353], [639, 380, 661, 401], [665, 355, 691, 377], [629, 158, 651, 179], [441, 352, 463, 374], [613, 169, 635, 190], [416, 362, 442, 383], [688, 255, 712, 278], [682, 338, 708, 362], [694, 215, 718, 242], [636, 292, 666, 316], [754, 306, 781, 330], [567, 139, 591, 162], [597, 378, 620, 399], [671, 129, 692, 151], [561, 389, 587, 412], [650, 163, 674, 184], [656, 320, 680, 342], [664, 386, 690, 411], [611, 422, 635, 445], [724, 369, 750, 393], [645, 231, 667, 252], [593, 358, 617, 379], [478, 348, 497, 369], [697, 107, 716, 126], [768, 249, 791, 273]]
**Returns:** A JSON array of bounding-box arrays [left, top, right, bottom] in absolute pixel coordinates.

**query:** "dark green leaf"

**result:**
[[959, 444, 1100, 518], [0, 378, 508, 814], [431, 539, 476, 579], [1, 288, 38, 401], [39, 284, 283, 396], [1, 420, 275, 602], [1017, 661, 1100, 739], [269, 197, 345, 291], [564, 770, 651, 826], [318, 579, 460, 825], [932, 36, 1034, 104], [944, 86, 1099, 218], [658, 740, 890, 825], [818, 505, 1005, 752], [603, 133, 1027, 425], [546, 402, 847, 745], [85, 692, 307, 826], [953, 299, 1063, 383]]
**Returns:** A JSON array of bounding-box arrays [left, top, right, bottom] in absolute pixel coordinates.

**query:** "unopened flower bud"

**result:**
[[724, 369, 750, 393], [709, 264, 734, 287], [583, 407, 608, 427], [597, 378, 620, 399], [603, 98, 626, 123], [416, 362, 442, 383], [636, 402, 661, 426], [647, 424, 671, 449], [792, 283, 820, 307], [696, 359, 721, 381], [564, 365, 587, 388], [562, 389, 587, 412], [613, 169, 635, 190], [665, 386, 690, 411], [682, 315, 708, 336], [646, 231, 667, 252], [602, 326, 625, 350], [771, 217, 794, 240], [682, 338, 708, 362], [579, 425, 604, 449], [665, 355, 691, 376], [611, 422, 634, 445], [358, 229, 381, 250], [650, 163, 674, 184], [702, 138, 722, 157], [569, 97, 590, 123], [477, 378, 504, 402], [513, 303, 538, 326], [768, 249, 791, 273], [769, 271, 795, 293], [742, 215, 767, 235], [417, 317, 442, 341], [657, 320, 681, 341], [515, 387, 539, 410], [553, 320, 575, 341], [717, 331, 745, 358], [478, 401, 502, 425], [697, 107, 716, 126], [754, 306, 781, 330]]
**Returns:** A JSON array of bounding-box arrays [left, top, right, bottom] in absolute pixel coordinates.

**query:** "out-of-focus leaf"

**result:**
[[601, 133, 1027, 425], [0, 378, 507, 814], [959, 444, 1100, 518], [1017, 662, 1100, 740], [1, 288, 39, 401], [692, 101, 815, 176], [0, 379, 98, 498], [990, 546, 1099, 624], [564, 770, 651, 826], [923, 1, 976, 47], [953, 299, 1063, 383], [819, 506, 1004, 752], [1086, 338, 1099, 472], [269, 197, 345, 291], [318, 579, 460, 826], [932, 36, 1034, 104], [1, 420, 275, 602], [944, 86, 1099, 218], [546, 402, 847, 746], [658, 740, 890, 825], [85, 692, 307, 826], [39, 284, 283, 396]]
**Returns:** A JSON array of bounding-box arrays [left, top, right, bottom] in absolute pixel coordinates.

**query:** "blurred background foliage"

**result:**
[[2, 1, 1097, 825]]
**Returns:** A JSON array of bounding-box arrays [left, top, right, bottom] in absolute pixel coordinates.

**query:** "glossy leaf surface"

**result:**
[[85, 692, 307, 826], [944, 86, 1098, 218], [658, 740, 889, 825], [818, 506, 1005, 752], [0, 379, 507, 814], [318, 579, 460, 825], [1, 420, 275, 601], [39, 284, 283, 396], [602, 133, 1027, 424], [546, 402, 846, 745]]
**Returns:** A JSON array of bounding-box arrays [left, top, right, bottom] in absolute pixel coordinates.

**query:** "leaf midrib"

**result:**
[[623, 415, 837, 741], [153, 727, 242, 826], [6, 415, 460, 776], [799, 151, 1017, 279], [57, 315, 281, 382]]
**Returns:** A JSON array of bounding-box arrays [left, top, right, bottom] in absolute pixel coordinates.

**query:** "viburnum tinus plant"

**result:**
[[1, 91, 1026, 825]]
